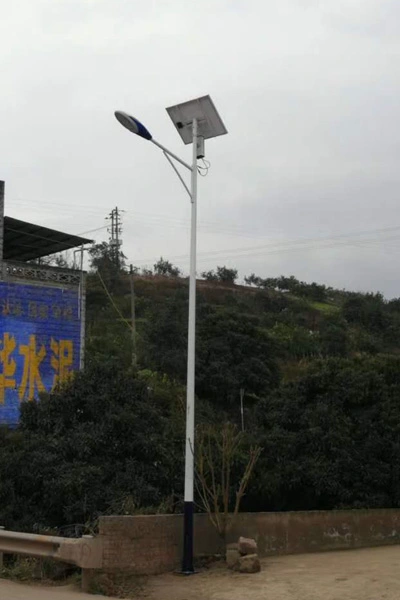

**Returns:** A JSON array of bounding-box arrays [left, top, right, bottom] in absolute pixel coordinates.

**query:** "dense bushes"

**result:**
[[244, 355, 400, 512], [1, 354, 400, 532], [0, 362, 185, 531], [2, 259, 400, 531]]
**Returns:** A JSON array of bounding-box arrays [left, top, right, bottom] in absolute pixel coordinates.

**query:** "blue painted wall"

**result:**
[[0, 281, 81, 426]]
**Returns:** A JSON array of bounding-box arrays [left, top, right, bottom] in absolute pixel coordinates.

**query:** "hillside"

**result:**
[[86, 269, 400, 396], [1, 259, 400, 532]]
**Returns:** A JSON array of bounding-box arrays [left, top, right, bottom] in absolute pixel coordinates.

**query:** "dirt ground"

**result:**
[[146, 546, 400, 600], [0, 580, 94, 599], [1, 545, 400, 600]]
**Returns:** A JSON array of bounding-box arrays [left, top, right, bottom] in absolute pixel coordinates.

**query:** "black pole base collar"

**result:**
[[181, 501, 195, 574]]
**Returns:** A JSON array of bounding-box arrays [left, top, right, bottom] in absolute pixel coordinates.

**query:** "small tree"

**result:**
[[153, 257, 181, 277], [216, 266, 238, 284], [195, 422, 261, 541], [244, 273, 262, 287], [201, 270, 218, 282], [201, 266, 238, 284], [89, 242, 126, 274]]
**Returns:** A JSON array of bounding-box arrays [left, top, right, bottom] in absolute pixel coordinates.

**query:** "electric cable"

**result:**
[[96, 270, 133, 332]]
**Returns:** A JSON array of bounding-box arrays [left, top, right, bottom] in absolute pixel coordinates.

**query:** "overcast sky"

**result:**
[[1, 0, 400, 296]]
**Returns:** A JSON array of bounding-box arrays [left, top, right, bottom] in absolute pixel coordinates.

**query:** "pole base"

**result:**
[[181, 501, 195, 574], [177, 569, 197, 576]]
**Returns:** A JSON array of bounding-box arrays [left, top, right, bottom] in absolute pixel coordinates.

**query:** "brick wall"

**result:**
[[99, 508, 400, 575], [99, 515, 185, 574]]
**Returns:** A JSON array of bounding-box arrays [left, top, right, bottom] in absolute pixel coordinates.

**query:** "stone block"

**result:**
[[237, 553, 261, 573], [238, 536, 257, 555], [226, 543, 240, 569]]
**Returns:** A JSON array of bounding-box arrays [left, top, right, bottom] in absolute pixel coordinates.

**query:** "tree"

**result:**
[[141, 288, 188, 381], [89, 242, 126, 275], [196, 422, 261, 540], [153, 257, 181, 278], [343, 292, 388, 332], [244, 274, 262, 287], [142, 295, 281, 409], [275, 275, 299, 293], [0, 360, 184, 531], [319, 315, 348, 356], [216, 266, 238, 284], [261, 277, 278, 290], [196, 307, 280, 407], [201, 270, 218, 282], [201, 266, 238, 284], [246, 355, 400, 513], [88, 242, 128, 295]]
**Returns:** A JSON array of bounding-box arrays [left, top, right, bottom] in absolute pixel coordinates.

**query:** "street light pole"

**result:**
[[129, 264, 137, 370], [182, 118, 198, 573], [114, 97, 227, 576]]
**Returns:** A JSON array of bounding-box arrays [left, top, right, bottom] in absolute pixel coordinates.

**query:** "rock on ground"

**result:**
[[238, 536, 258, 555], [237, 553, 261, 574], [226, 543, 240, 569]]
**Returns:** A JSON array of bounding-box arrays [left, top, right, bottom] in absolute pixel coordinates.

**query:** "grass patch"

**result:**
[[1, 555, 79, 586], [309, 301, 340, 314]]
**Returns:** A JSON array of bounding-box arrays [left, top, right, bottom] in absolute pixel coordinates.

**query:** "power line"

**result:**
[[9, 197, 400, 267], [78, 225, 108, 236], [7, 195, 333, 241], [12, 195, 400, 246], [10, 198, 281, 240], [96, 270, 132, 332], [131, 226, 400, 266]]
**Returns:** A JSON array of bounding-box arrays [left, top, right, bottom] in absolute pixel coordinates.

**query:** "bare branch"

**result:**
[[195, 422, 262, 540]]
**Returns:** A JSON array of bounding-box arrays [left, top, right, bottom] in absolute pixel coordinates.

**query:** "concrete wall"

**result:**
[[99, 509, 400, 575]]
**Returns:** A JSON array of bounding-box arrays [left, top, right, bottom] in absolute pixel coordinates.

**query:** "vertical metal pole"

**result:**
[[78, 245, 84, 319], [130, 264, 137, 369], [0, 181, 5, 282], [0, 181, 4, 270], [240, 388, 245, 432], [182, 118, 198, 574], [79, 246, 86, 370]]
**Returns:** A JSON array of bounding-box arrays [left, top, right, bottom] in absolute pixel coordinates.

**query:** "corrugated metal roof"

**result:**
[[3, 216, 93, 262]]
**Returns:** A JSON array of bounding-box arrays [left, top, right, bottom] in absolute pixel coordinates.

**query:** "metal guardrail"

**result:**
[[0, 529, 103, 568]]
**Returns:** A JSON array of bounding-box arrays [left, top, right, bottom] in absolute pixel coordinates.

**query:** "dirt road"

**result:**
[[0, 581, 106, 600], [1, 546, 399, 599], [147, 545, 400, 600]]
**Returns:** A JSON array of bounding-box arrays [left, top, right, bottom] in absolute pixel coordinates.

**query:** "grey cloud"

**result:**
[[1, 0, 399, 297]]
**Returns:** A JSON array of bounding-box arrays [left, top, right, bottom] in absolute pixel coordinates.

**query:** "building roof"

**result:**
[[3, 216, 93, 262]]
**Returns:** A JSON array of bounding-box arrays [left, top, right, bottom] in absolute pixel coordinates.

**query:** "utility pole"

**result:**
[[130, 264, 137, 369], [110, 209, 115, 251], [114, 207, 120, 268], [107, 207, 123, 268]]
